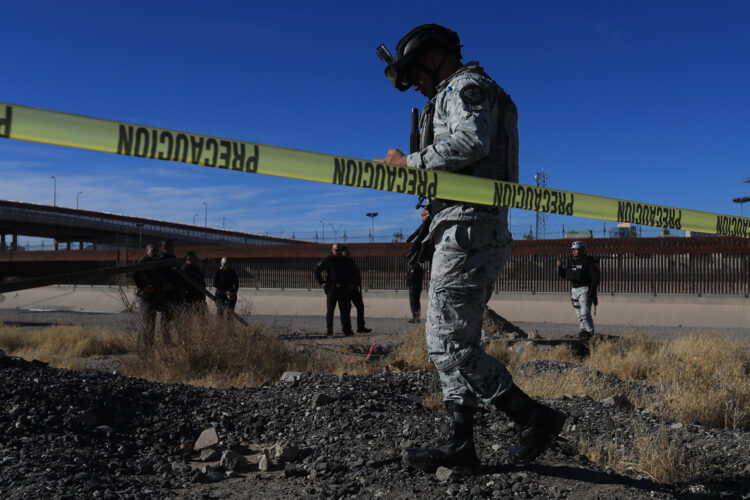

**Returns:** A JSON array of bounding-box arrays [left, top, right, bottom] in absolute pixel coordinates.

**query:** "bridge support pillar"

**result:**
[[54, 240, 59, 251], [1, 233, 5, 251], [66, 241, 71, 250], [11, 234, 17, 251]]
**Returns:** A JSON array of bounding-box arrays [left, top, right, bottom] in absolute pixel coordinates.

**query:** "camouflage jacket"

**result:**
[[406, 62, 519, 227]]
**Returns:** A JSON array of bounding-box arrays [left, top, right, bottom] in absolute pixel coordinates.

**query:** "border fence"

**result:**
[[1, 237, 749, 296]]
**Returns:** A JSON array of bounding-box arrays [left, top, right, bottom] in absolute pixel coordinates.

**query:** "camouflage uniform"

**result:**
[[571, 286, 594, 333], [407, 62, 519, 406]]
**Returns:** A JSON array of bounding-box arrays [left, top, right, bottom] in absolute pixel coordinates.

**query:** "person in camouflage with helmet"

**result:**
[[376, 24, 566, 474]]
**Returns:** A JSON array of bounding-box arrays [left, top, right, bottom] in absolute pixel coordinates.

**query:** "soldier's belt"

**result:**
[[1, 102, 748, 238]]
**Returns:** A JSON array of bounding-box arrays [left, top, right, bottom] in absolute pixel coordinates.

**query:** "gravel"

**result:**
[[2, 308, 750, 499], [2, 352, 750, 499]]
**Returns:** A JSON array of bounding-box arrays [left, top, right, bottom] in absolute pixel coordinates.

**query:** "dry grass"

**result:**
[[125, 310, 350, 387], [390, 323, 432, 371], [578, 424, 700, 484], [0, 322, 132, 370], [586, 330, 661, 381], [4, 315, 749, 432], [580, 330, 750, 430], [650, 332, 750, 429]]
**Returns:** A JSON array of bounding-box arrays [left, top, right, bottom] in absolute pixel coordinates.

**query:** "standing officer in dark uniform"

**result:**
[[376, 24, 566, 474], [557, 240, 600, 339], [180, 251, 207, 314], [132, 243, 161, 347], [405, 261, 424, 323], [213, 256, 239, 318], [314, 243, 355, 337], [340, 246, 372, 333], [158, 239, 181, 342]]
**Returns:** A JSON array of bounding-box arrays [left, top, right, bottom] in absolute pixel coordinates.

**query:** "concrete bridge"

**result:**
[[0, 199, 295, 250]]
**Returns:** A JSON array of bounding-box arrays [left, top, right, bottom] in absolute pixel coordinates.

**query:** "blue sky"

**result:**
[[1, 0, 748, 243]]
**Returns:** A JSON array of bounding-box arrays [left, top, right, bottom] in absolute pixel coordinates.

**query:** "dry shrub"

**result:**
[[390, 323, 432, 371], [516, 368, 622, 401], [517, 343, 581, 365], [651, 331, 750, 429], [486, 339, 516, 367], [0, 323, 132, 370], [127, 310, 324, 387], [586, 331, 661, 381], [423, 390, 444, 411], [578, 424, 700, 484]]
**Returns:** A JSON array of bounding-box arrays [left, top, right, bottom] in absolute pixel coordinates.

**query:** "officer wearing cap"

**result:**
[[557, 240, 600, 339], [376, 24, 566, 474]]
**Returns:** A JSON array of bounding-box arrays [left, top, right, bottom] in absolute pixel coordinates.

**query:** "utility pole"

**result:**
[[328, 223, 343, 242], [76, 191, 83, 209], [202, 201, 207, 228]]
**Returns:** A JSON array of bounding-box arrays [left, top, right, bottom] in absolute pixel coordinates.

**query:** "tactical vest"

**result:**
[[420, 65, 519, 214]]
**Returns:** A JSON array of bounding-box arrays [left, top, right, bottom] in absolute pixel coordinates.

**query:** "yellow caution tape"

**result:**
[[1, 102, 749, 238]]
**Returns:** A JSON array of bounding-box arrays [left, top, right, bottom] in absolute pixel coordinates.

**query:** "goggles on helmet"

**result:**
[[377, 24, 461, 92]]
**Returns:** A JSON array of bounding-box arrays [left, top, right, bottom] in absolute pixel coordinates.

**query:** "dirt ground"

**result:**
[[2, 308, 749, 346]]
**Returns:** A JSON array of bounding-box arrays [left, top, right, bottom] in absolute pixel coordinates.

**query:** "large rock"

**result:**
[[194, 427, 219, 451]]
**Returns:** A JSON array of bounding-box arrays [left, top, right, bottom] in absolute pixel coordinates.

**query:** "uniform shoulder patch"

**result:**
[[460, 84, 488, 106]]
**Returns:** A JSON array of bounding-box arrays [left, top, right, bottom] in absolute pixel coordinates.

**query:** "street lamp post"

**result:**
[[50, 176, 56, 206], [366, 212, 378, 243], [193, 213, 199, 225], [76, 191, 83, 209], [202, 202, 207, 228], [320, 221, 325, 243], [733, 196, 750, 217]]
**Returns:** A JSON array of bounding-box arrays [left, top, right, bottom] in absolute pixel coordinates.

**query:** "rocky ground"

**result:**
[[2, 309, 750, 499], [2, 350, 750, 500]]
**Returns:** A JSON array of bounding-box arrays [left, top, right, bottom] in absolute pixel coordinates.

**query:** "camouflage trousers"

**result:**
[[425, 222, 514, 407], [571, 286, 594, 333]]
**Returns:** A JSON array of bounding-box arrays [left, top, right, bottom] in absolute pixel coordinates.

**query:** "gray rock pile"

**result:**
[[1, 355, 749, 499]]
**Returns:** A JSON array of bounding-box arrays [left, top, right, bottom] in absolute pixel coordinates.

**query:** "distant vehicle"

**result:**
[[565, 229, 593, 239], [609, 223, 638, 238]]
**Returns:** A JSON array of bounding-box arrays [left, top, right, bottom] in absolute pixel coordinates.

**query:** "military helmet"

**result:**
[[383, 24, 462, 91], [571, 241, 585, 250]]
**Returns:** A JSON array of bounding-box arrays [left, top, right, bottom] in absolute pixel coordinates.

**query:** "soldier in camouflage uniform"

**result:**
[[377, 24, 566, 473]]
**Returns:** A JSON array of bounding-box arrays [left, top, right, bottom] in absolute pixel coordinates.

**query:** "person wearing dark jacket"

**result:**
[[556, 240, 600, 339], [132, 243, 161, 346], [158, 240, 181, 342], [180, 251, 207, 313], [405, 262, 424, 323], [213, 256, 239, 317], [340, 247, 372, 333], [314, 243, 355, 336]]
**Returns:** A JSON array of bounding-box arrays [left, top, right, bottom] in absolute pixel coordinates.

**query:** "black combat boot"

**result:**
[[402, 402, 480, 474], [492, 384, 567, 465]]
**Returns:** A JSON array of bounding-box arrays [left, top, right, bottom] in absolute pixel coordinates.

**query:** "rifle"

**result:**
[[405, 107, 435, 265]]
